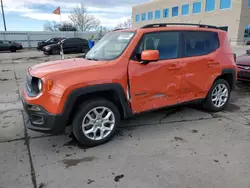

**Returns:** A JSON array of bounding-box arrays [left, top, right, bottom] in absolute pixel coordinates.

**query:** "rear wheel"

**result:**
[[203, 79, 230, 112], [81, 46, 89, 53], [10, 47, 17, 52], [52, 48, 60, 55], [73, 98, 120, 147]]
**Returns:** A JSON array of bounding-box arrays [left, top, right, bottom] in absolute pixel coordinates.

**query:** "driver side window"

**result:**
[[134, 31, 180, 60]]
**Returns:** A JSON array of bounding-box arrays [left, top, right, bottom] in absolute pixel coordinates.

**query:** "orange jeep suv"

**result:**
[[22, 23, 237, 146]]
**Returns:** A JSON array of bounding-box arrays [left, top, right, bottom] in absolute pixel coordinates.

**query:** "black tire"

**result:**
[[52, 48, 60, 55], [73, 98, 120, 147], [10, 47, 17, 52], [81, 46, 89, 53], [203, 79, 231, 112]]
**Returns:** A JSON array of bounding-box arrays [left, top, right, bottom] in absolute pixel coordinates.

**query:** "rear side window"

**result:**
[[183, 31, 219, 57]]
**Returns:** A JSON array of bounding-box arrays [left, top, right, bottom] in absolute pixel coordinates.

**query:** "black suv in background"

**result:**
[[0, 40, 23, 52], [42, 37, 89, 55], [37, 37, 65, 51]]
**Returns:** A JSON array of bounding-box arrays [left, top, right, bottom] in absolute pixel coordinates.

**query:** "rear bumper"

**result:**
[[21, 97, 66, 134]]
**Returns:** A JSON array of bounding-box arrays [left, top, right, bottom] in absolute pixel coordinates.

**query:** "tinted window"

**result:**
[[163, 8, 169, 18], [172, 6, 179, 17], [183, 31, 219, 57], [155, 10, 161, 19], [206, 0, 215, 11], [220, 0, 231, 9], [136, 14, 140, 22], [193, 2, 201, 13], [141, 13, 146, 21], [249, 0, 250, 7], [182, 4, 189, 15], [148, 12, 153, 20], [135, 32, 180, 60]]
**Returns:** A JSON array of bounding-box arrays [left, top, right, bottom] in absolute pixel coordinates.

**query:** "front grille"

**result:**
[[237, 64, 250, 70]]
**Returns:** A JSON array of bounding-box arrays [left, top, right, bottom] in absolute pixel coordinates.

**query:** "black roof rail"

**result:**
[[141, 23, 219, 29], [113, 28, 123, 31]]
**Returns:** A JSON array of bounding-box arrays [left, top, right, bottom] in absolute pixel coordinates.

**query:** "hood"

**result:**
[[45, 43, 60, 48], [29, 58, 108, 78], [236, 54, 250, 65]]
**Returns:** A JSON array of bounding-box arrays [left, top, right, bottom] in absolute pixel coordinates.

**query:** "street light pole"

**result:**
[[1, 0, 7, 31]]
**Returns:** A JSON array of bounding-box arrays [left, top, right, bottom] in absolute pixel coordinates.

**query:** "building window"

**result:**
[[193, 2, 201, 13], [148, 11, 153, 20], [163, 8, 169, 18], [155, 10, 161, 19], [172, 6, 179, 17], [141, 13, 146, 21], [182, 4, 189, 15], [220, 0, 231, 9], [205, 0, 215, 11], [135, 14, 140, 22]]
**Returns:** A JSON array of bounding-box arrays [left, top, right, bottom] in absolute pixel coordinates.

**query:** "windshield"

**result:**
[[85, 31, 135, 61]]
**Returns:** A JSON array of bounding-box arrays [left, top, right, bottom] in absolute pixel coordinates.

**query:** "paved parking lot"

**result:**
[[1, 47, 250, 188]]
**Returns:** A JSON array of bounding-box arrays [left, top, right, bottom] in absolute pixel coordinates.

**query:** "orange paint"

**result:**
[[22, 26, 236, 116]]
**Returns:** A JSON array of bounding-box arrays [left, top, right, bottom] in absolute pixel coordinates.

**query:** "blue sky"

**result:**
[[0, 0, 148, 31]]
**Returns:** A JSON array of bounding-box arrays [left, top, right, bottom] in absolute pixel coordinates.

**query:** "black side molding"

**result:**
[[222, 68, 236, 90], [62, 83, 133, 123]]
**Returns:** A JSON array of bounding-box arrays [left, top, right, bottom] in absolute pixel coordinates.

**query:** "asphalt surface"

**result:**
[[1, 47, 250, 188]]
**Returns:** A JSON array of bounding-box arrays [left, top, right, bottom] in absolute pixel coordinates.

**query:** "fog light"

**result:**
[[28, 105, 41, 112]]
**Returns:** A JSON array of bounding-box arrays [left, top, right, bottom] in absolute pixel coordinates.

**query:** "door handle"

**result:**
[[168, 64, 182, 70], [207, 61, 220, 66]]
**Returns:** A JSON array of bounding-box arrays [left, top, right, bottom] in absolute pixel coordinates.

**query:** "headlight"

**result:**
[[38, 79, 42, 91]]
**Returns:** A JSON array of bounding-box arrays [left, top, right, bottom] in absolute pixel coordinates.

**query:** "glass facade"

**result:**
[[163, 8, 169, 18], [172, 6, 179, 17], [148, 11, 153, 20], [193, 2, 201, 14], [141, 13, 146, 21], [220, 0, 231, 9], [205, 0, 215, 11], [155, 10, 161, 19], [182, 4, 189, 15], [135, 14, 140, 22]]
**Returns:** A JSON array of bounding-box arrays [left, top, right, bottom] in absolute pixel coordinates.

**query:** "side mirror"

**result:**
[[140, 50, 159, 65]]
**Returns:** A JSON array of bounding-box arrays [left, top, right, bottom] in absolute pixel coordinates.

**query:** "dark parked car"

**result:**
[[0, 40, 23, 52], [37, 37, 65, 51], [42, 38, 89, 55], [236, 50, 250, 82]]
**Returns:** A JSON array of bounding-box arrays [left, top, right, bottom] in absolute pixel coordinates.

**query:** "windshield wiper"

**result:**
[[86, 57, 99, 61]]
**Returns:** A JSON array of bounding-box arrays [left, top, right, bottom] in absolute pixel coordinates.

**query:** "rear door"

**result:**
[[179, 31, 220, 103]]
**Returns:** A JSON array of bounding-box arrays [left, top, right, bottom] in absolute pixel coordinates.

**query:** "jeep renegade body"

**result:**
[[22, 23, 237, 147]]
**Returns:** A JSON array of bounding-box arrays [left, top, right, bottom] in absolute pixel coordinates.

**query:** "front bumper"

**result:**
[[22, 97, 66, 134], [237, 70, 250, 81]]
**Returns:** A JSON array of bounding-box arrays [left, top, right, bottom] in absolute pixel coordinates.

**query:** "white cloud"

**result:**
[[2, 0, 134, 28]]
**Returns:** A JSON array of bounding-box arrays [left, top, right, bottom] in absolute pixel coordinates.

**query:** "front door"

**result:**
[[128, 31, 183, 113], [179, 31, 221, 103]]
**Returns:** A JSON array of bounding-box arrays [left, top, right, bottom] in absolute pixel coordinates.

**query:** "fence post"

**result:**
[[27, 33, 31, 48]]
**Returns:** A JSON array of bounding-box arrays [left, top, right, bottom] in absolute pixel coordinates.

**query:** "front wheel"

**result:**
[[203, 79, 231, 112], [10, 47, 17, 52], [73, 98, 120, 147]]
